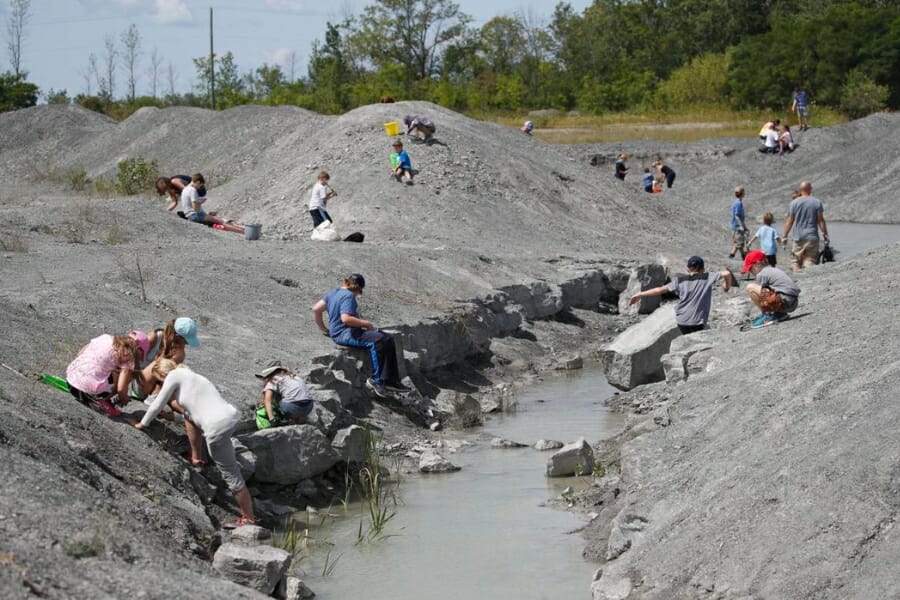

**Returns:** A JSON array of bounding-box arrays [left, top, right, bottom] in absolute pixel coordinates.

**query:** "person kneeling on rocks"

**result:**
[[135, 359, 256, 528], [629, 256, 734, 335], [311, 273, 408, 398], [254, 359, 314, 429], [741, 250, 801, 328]]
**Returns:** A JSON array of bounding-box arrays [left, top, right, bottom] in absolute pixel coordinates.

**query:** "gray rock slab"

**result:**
[[432, 390, 483, 428], [661, 332, 715, 383], [546, 437, 595, 477], [276, 576, 316, 600], [240, 425, 340, 485], [418, 450, 461, 473], [600, 305, 679, 390], [331, 424, 366, 464], [535, 439, 564, 451], [618, 264, 668, 315], [212, 542, 291, 594], [490, 437, 528, 448], [229, 524, 273, 543]]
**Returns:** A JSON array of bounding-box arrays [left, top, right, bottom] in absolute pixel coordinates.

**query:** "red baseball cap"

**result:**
[[741, 250, 767, 273]]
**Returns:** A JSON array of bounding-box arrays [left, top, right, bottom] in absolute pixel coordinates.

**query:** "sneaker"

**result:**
[[384, 381, 409, 393], [365, 377, 388, 398], [773, 312, 790, 322], [91, 398, 122, 417], [750, 314, 778, 329], [223, 515, 257, 530]]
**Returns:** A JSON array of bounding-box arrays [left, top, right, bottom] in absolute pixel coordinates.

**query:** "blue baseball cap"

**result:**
[[174, 317, 200, 347], [687, 256, 704, 269]]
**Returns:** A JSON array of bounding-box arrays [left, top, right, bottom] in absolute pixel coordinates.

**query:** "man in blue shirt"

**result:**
[[312, 273, 406, 398], [791, 85, 809, 131], [729, 186, 748, 259]]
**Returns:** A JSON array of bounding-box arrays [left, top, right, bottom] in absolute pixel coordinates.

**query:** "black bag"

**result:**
[[818, 243, 835, 264], [343, 232, 365, 243]]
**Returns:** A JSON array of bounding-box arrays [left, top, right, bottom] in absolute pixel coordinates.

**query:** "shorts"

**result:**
[[779, 293, 799, 313], [281, 399, 314, 419], [797, 106, 809, 118], [207, 428, 244, 492], [791, 239, 820, 269], [187, 211, 207, 223], [732, 229, 747, 247]]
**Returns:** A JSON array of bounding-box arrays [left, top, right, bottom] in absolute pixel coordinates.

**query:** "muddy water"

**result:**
[[295, 369, 623, 599], [827, 222, 900, 259]]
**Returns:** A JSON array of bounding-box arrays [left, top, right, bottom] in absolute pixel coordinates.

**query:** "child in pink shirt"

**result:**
[[66, 334, 143, 417]]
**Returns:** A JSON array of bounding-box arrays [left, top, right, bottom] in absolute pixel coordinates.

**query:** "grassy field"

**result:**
[[489, 107, 846, 144]]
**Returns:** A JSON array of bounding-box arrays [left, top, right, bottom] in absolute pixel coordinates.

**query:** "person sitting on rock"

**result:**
[[741, 249, 801, 328], [403, 115, 435, 141], [614, 154, 629, 180], [254, 359, 315, 429], [779, 125, 796, 155], [66, 333, 143, 417], [759, 124, 780, 153], [178, 173, 245, 234], [629, 256, 734, 335], [312, 273, 407, 398], [136, 359, 256, 528], [759, 118, 779, 140], [389, 140, 413, 184]]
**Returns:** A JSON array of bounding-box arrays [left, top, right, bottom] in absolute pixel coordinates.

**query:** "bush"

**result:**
[[656, 51, 732, 110], [116, 157, 159, 196], [63, 166, 89, 192], [839, 69, 889, 119]]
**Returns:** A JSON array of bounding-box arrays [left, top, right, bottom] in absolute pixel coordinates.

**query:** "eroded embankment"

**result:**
[[576, 243, 900, 600]]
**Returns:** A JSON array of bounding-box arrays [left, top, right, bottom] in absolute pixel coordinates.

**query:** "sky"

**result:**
[[1, 0, 593, 99]]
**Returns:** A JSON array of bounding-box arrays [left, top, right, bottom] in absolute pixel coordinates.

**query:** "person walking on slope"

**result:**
[[741, 250, 801, 328], [729, 186, 749, 259], [312, 274, 407, 398], [629, 256, 734, 335], [783, 180, 829, 271], [614, 154, 629, 180], [308, 170, 337, 228], [136, 359, 256, 528]]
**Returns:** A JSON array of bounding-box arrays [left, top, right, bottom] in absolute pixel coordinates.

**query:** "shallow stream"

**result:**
[[292, 370, 622, 600]]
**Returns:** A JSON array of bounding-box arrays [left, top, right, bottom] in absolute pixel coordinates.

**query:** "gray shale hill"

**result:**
[[0, 102, 898, 598]]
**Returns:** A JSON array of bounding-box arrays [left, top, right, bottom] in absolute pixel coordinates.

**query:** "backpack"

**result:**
[[818, 243, 835, 264], [255, 405, 284, 430]]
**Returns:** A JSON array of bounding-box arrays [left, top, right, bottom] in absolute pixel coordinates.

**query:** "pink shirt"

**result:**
[[66, 334, 134, 394]]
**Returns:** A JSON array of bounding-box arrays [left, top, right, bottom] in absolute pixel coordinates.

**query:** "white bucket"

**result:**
[[244, 223, 262, 241]]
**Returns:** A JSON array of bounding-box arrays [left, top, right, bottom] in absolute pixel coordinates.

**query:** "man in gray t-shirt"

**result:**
[[629, 256, 734, 335], [783, 180, 829, 271]]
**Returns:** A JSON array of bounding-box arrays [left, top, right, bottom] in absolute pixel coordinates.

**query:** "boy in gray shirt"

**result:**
[[741, 250, 801, 328], [630, 256, 734, 334]]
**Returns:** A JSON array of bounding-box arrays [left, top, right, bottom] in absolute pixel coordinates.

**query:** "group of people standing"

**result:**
[[615, 154, 677, 193]]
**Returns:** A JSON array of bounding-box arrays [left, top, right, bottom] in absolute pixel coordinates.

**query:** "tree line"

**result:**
[[3, 0, 899, 119]]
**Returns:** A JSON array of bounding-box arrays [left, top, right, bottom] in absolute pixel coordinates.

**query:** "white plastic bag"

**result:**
[[310, 220, 341, 242]]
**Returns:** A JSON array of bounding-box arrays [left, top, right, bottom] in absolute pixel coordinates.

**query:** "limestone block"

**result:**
[[535, 439, 564, 451], [490, 437, 528, 448], [240, 425, 340, 485], [662, 333, 715, 384], [600, 305, 679, 390], [229, 524, 272, 543], [618, 264, 668, 315], [418, 450, 461, 473], [499, 280, 564, 320], [432, 390, 483, 428], [591, 575, 634, 600], [546, 437, 595, 477], [212, 542, 291, 595], [331, 425, 366, 464], [275, 576, 316, 600]]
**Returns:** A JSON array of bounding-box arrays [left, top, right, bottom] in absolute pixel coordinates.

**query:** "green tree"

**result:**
[[0, 71, 38, 112], [308, 21, 356, 112], [193, 51, 249, 108], [840, 68, 889, 118], [352, 0, 472, 88]]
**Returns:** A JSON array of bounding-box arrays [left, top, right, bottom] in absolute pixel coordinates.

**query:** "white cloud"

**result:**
[[264, 0, 308, 10], [270, 48, 295, 68], [150, 0, 191, 24]]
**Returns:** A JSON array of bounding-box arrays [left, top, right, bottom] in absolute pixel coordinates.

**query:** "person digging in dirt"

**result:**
[[741, 249, 801, 328], [389, 140, 413, 184], [614, 154, 629, 180], [178, 173, 245, 234], [312, 273, 408, 399], [136, 359, 257, 528], [403, 115, 436, 141], [308, 170, 337, 228], [254, 359, 315, 429], [66, 333, 143, 418], [156, 175, 191, 211], [655, 159, 676, 188], [629, 256, 734, 335]]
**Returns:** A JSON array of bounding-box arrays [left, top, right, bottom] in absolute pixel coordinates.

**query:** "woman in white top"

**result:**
[[135, 359, 256, 528]]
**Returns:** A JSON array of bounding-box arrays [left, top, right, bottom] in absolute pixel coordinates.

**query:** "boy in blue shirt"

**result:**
[[729, 186, 748, 259], [642, 168, 654, 193], [748, 212, 783, 266], [390, 139, 413, 184]]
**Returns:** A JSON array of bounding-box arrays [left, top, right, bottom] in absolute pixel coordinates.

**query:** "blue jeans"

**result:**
[[340, 330, 399, 386], [310, 208, 332, 227]]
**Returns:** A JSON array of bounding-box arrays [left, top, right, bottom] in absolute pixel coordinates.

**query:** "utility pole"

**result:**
[[209, 7, 215, 109]]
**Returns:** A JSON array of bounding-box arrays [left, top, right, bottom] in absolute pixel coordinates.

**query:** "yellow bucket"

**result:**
[[384, 121, 400, 136]]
